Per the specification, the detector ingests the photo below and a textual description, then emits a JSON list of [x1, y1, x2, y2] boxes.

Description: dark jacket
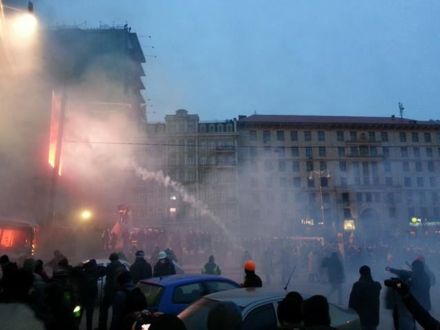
[[243, 271, 263, 288], [130, 258, 152, 283], [321, 254, 345, 285], [153, 259, 176, 277], [389, 265, 431, 311], [348, 275, 382, 326], [104, 260, 125, 298]]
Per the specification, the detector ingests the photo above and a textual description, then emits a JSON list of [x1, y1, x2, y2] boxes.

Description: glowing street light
[[80, 209, 93, 222], [10, 12, 37, 40]]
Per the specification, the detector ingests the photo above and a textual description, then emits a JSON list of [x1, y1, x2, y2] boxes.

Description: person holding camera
[[386, 259, 431, 312], [387, 277, 440, 330], [385, 259, 431, 330]]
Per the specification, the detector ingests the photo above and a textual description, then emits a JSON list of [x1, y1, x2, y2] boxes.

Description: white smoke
[[131, 162, 241, 248]]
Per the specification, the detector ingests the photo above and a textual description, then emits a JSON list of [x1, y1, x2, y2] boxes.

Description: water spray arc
[[131, 163, 240, 248]]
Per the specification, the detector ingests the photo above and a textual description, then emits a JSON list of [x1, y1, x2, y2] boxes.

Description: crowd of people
[[1, 237, 439, 330]]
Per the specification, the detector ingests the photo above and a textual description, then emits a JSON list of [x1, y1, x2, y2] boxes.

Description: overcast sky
[[35, 0, 440, 122]]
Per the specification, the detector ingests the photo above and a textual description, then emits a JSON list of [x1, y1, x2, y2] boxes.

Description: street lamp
[[308, 170, 331, 225], [10, 11, 37, 41], [79, 209, 93, 222], [1, 1, 37, 41]]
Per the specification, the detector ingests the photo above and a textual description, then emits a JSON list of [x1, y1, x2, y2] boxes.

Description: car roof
[[139, 274, 237, 286], [203, 288, 286, 308]]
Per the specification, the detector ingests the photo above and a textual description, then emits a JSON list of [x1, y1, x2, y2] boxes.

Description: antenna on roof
[[398, 102, 405, 119]]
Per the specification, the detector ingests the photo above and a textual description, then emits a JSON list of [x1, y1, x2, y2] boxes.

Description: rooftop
[[239, 114, 440, 128]]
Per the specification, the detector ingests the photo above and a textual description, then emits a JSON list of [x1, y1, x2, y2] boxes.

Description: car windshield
[[179, 298, 224, 330], [137, 283, 164, 308]]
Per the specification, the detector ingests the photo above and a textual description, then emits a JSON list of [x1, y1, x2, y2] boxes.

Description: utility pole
[[308, 170, 331, 225]]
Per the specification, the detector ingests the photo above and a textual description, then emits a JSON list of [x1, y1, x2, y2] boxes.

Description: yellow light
[[80, 209, 93, 221], [11, 13, 38, 41], [344, 220, 356, 231]]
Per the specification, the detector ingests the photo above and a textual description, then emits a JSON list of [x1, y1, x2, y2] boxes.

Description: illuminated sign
[[301, 218, 314, 226], [344, 219, 356, 231], [409, 216, 440, 227]]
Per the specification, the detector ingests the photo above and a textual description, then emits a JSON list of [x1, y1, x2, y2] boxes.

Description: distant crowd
[[1, 240, 440, 330]]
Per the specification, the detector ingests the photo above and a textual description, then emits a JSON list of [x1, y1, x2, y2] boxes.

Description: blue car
[[137, 274, 240, 315]]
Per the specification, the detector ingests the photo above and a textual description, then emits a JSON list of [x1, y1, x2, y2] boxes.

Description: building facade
[[145, 109, 239, 231], [41, 26, 147, 226], [237, 115, 440, 240], [143, 112, 440, 241]]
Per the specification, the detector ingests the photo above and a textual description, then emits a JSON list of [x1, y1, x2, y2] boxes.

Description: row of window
[[245, 146, 440, 159], [167, 122, 235, 133], [255, 158, 437, 175], [355, 191, 440, 204], [250, 129, 437, 143], [274, 173, 438, 189]]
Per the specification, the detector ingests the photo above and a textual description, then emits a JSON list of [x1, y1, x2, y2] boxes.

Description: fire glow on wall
[[48, 90, 63, 176]]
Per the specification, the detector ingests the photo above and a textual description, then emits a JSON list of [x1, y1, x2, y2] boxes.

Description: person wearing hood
[[110, 271, 147, 330], [349, 265, 382, 330], [153, 251, 176, 277], [130, 250, 152, 283], [387, 258, 431, 311], [202, 255, 221, 275], [98, 252, 125, 330], [241, 260, 262, 288], [302, 295, 337, 330], [321, 252, 345, 305], [277, 291, 303, 329]]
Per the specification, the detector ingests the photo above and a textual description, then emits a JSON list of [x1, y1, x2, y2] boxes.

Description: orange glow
[[48, 90, 62, 175], [0, 229, 15, 247]]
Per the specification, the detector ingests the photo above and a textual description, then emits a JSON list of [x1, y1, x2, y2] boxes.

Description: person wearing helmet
[[153, 251, 176, 277], [242, 260, 262, 288]]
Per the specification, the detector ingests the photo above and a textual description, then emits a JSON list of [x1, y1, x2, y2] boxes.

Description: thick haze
[[35, 0, 440, 122]]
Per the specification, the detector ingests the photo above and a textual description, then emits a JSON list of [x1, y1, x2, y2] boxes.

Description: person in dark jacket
[[110, 271, 147, 330], [34, 260, 50, 283], [349, 265, 382, 330], [0, 254, 18, 293], [153, 251, 176, 277], [387, 258, 431, 311], [302, 295, 337, 330], [79, 259, 103, 330], [277, 291, 303, 329], [321, 252, 345, 305], [130, 250, 152, 283], [202, 255, 221, 275], [98, 253, 125, 330], [241, 260, 262, 288]]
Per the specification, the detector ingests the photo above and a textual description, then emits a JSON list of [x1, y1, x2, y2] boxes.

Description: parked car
[[179, 288, 361, 330], [136, 274, 240, 315]]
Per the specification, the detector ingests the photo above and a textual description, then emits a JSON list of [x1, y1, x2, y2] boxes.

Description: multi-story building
[[237, 115, 440, 240], [144, 111, 440, 241], [145, 109, 239, 231]]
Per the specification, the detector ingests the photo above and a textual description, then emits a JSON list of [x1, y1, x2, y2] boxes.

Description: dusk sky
[[36, 0, 440, 122]]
